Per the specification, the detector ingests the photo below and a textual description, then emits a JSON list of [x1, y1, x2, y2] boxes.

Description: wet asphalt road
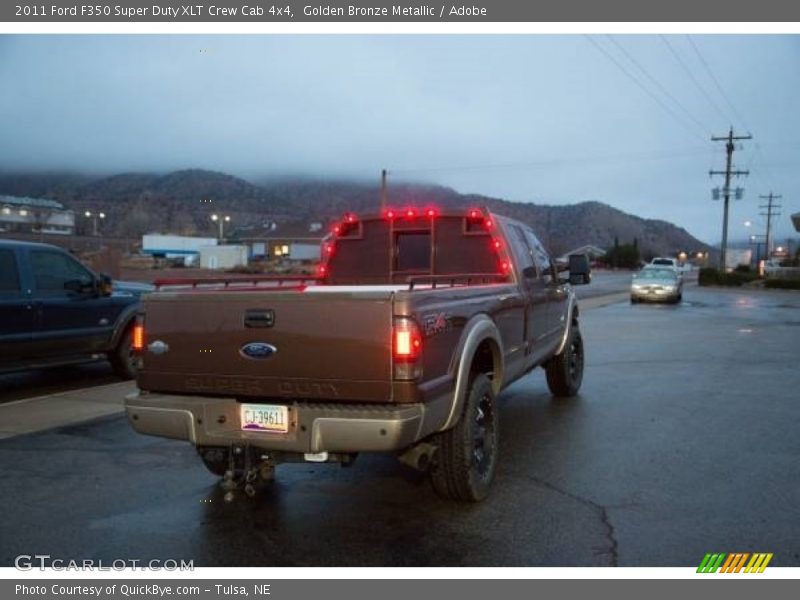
[[1, 283, 798, 567]]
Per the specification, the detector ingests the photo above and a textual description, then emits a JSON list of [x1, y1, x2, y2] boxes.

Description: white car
[[650, 257, 679, 270]]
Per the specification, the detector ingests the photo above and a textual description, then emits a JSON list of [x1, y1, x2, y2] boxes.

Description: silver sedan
[[630, 267, 683, 304]]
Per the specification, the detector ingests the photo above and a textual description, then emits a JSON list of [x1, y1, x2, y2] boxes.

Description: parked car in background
[[0, 240, 153, 378], [631, 266, 683, 304]]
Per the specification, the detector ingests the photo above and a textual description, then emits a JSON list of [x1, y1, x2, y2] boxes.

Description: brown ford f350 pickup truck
[[125, 207, 590, 501]]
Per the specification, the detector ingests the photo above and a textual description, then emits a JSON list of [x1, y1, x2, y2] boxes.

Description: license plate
[[240, 404, 289, 433]]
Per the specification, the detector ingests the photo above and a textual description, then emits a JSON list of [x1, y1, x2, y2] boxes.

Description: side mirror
[[568, 254, 591, 285], [98, 273, 114, 296]]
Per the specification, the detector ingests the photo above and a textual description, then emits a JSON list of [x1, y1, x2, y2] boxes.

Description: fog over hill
[[0, 169, 711, 258]]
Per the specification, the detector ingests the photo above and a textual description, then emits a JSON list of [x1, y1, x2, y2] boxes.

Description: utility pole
[[710, 127, 751, 270], [379, 169, 388, 211], [758, 192, 782, 259]]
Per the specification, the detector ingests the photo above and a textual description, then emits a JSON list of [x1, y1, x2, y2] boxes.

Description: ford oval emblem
[[240, 342, 277, 360]]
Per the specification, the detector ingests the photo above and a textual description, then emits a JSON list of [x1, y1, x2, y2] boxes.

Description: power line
[[686, 36, 752, 133], [389, 146, 712, 176], [584, 35, 709, 145], [606, 35, 709, 135], [659, 35, 734, 126]]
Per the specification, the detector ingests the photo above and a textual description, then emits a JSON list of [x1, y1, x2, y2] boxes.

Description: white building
[[0, 195, 75, 235], [199, 245, 248, 270]]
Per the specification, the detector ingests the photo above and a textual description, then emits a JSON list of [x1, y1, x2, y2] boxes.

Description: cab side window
[[509, 225, 538, 281], [30, 250, 93, 296], [524, 230, 554, 280], [0, 249, 21, 298]]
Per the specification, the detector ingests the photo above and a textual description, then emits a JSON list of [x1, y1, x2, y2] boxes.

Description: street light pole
[[210, 214, 231, 241], [84, 210, 105, 236]]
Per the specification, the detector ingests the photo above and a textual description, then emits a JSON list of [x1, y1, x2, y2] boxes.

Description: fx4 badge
[[422, 312, 452, 337]]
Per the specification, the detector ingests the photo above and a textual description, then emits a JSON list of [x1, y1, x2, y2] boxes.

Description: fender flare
[[108, 304, 139, 350], [553, 293, 579, 357], [440, 314, 504, 431]]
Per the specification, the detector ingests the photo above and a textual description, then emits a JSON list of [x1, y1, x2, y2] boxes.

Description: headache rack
[[406, 273, 510, 291], [153, 274, 322, 291]]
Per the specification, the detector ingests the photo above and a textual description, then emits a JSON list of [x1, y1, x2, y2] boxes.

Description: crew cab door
[[505, 224, 554, 365], [523, 228, 569, 348], [0, 248, 36, 363], [28, 248, 120, 357]]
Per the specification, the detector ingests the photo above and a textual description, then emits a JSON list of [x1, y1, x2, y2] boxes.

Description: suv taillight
[[393, 317, 422, 380]]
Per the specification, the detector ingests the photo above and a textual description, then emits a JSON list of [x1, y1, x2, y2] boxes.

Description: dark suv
[[0, 240, 150, 378]]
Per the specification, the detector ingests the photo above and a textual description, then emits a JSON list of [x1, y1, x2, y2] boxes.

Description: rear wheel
[[108, 327, 137, 380], [430, 373, 499, 502], [545, 327, 584, 397]]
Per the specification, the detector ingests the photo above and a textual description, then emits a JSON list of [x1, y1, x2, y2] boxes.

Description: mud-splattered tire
[[545, 327, 584, 397], [108, 327, 137, 380], [430, 373, 499, 502]]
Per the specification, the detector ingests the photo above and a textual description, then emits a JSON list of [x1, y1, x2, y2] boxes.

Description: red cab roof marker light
[[406, 209, 417, 218], [426, 208, 437, 218], [468, 209, 481, 219], [385, 209, 395, 219]]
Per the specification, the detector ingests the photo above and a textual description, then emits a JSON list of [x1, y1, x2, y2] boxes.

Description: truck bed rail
[[406, 273, 510, 291], [153, 274, 322, 291]]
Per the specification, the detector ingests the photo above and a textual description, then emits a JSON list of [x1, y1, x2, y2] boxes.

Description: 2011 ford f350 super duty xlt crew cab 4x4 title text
[[124, 207, 590, 502]]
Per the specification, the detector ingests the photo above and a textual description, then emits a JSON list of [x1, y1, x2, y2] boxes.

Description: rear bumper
[[125, 391, 450, 454]]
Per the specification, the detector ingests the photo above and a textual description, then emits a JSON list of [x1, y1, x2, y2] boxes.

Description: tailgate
[[137, 290, 394, 402]]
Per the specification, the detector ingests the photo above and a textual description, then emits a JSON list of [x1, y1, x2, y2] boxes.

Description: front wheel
[[545, 327, 584, 397], [430, 373, 499, 502], [108, 327, 137, 380]]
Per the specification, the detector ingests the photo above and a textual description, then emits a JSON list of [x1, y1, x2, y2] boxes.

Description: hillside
[[0, 170, 710, 257]]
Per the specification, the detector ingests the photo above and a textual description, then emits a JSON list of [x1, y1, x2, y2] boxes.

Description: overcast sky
[[0, 34, 798, 244]]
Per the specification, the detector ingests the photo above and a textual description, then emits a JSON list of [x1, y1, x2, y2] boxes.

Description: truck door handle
[[244, 309, 275, 328]]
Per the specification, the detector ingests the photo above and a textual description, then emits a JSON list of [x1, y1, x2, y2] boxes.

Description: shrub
[[699, 267, 758, 287], [764, 279, 800, 290], [699, 267, 720, 286]]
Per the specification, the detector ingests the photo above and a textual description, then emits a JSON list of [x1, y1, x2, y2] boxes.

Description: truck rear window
[[396, 232, 431, 271]]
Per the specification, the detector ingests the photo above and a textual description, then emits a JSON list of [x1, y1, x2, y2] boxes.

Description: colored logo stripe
[[744, 553, 773, 573], [697, 553, 773, 573]]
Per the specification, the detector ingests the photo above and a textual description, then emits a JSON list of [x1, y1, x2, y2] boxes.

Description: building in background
[[236, 221, 325, 262], [199, 245, 248, 270], [0, 195, 75, 235]]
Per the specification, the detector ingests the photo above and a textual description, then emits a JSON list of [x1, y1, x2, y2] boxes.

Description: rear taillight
[[393, 317, 423, 380], [132, 316, 145, 352], [393, 318, 422, 361]]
